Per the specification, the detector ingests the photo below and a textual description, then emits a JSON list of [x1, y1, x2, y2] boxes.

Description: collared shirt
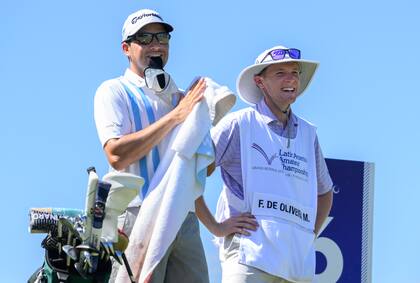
[[94, 68, 173, 149], [94, 68, 175, 205], [211, 99, 333, 200], [124, 67, 146, 87]]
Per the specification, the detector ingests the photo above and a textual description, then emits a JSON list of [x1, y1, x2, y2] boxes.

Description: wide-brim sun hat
[[236, 45, 319, 105], [122, 9, 173, 42]]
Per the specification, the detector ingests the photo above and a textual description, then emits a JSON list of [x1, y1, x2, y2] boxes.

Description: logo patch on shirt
[[252, 143, 277, 165], [251, 142, 309, 181]]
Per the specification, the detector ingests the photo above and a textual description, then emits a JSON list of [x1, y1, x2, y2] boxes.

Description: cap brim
[[159, 22, 173, 32], [136, 21, 174, 33], [236, 59, 319, 105]]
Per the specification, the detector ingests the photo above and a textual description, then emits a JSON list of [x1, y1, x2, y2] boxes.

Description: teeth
[[282, 87, 295, 92]]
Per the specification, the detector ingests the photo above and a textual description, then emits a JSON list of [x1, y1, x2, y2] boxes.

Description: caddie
[[207, 45, 334, 283]]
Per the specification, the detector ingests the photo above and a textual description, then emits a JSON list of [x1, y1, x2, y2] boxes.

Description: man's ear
[[254, 75, 264, 89], [122, 42, 130, 55]]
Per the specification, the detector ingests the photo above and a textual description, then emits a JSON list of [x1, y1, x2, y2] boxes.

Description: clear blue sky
[[1, 0, 419, 282]]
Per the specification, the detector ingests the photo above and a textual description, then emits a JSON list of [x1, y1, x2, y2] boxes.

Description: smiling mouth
[[147, 53, 163, 59], [281, 87, 296, 92]]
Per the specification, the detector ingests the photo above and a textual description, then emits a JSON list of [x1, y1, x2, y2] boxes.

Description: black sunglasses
[[127, 32, 171, 45]]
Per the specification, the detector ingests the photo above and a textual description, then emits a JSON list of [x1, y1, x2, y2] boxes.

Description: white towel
[[115, 77, 236, 283]]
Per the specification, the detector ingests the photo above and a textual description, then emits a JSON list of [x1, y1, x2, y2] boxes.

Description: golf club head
[[75, 244, 96, 252], [83, 251, 94, 268], [62, 245, 79, 261], [74, 261, 89, 279]]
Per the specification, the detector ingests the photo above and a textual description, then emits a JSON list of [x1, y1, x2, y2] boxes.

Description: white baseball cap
[[237, 45, 319, 105], [121, 9, 173, 42]]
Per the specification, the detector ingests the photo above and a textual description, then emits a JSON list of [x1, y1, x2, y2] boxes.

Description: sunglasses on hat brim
[[260, 48, 301, 63]]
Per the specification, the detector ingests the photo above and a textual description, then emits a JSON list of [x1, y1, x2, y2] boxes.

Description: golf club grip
[[90, 180, 111, 249], [84, 167, 99, 240]]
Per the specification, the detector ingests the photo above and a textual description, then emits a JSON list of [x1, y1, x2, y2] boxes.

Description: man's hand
[[172, 77, 206, 124], [195, 197, 259, 238], [212, 212, 259, 237], [103, 78, 206, 170]]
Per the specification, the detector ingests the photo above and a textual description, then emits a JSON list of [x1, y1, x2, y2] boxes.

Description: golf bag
[[28, 217, 112, 283], [27, 168, 142, 283], [28, 247, 111, 283]]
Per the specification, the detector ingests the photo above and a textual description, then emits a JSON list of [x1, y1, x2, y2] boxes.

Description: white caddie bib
[[237, 108, 318, 282]]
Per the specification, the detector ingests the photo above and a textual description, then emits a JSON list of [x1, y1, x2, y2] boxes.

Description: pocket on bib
[[257, 219, 315, 282]]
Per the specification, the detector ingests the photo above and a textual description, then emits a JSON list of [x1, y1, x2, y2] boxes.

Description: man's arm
[[195, 196, 258, 237], [314, 189, 333, 236], [104, 78, 206, 170]]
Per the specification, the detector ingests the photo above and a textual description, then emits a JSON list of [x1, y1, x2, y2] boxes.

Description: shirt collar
[[256, 99, 277, 124], [123, 68, 146, 87], [255, 98, 297, 126]]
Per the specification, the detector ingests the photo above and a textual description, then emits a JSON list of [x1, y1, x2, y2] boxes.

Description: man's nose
[[284, 72, 299, 81], [149, 34, 165, 46], [150, 35, 160, 45]]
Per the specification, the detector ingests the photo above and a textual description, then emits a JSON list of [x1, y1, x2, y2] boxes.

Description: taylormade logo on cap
[[122, 9, 173, 42], [131, 12, 163, 24]]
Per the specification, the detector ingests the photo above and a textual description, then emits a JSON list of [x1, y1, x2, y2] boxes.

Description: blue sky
[[1, 0, 419, 282]]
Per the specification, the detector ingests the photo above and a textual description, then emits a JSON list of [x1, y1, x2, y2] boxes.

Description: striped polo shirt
[[94, 68, 175, 206]]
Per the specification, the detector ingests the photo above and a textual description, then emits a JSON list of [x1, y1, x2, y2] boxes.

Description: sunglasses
[[260, 48, 301, 63], [127, 32, 171, 45]]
